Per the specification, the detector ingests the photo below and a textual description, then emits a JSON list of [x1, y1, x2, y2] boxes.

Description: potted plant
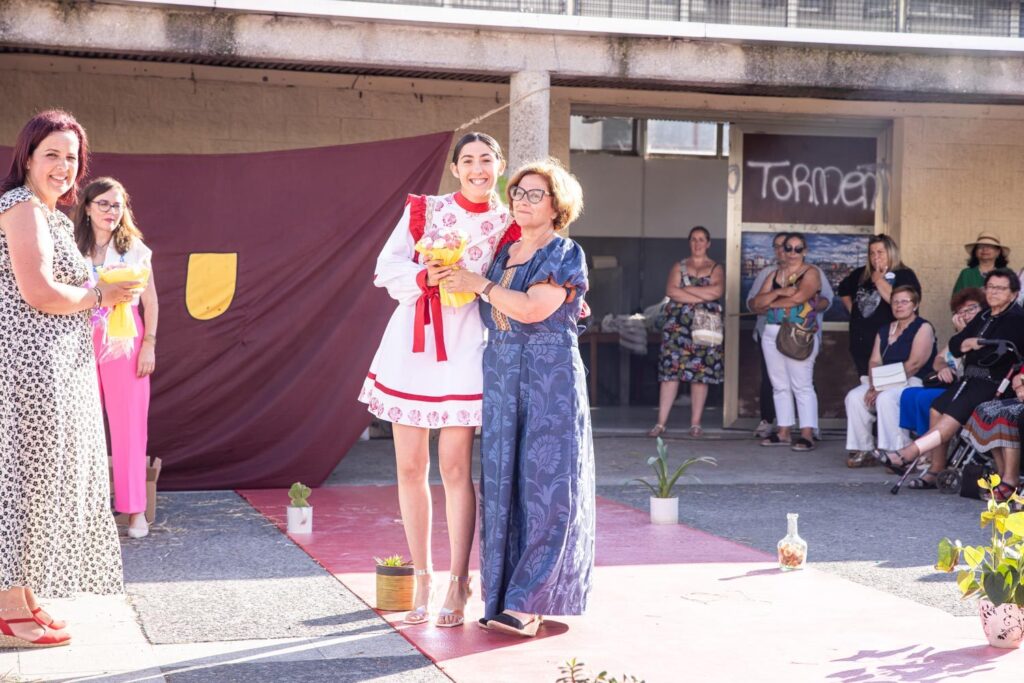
[[935, 474, 1024, 648], [631, 437, 716, 525], [286, 482, 313, 534], [374, 554, 415, 612]]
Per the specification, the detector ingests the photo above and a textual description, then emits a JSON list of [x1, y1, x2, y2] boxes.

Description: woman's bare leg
[[656, 381, 680, 429], [689, 382, 708, 429], [436, 426, 476, 625], [392, 424, 433, 616], [1002, 446, 1021, 484]]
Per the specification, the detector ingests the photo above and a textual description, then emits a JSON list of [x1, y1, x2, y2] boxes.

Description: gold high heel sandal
[[436, 575, 472, 628], [403, 568, 432, 625]]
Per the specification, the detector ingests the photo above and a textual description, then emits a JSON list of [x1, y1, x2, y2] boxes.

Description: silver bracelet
[[91, 286, 103, 309]]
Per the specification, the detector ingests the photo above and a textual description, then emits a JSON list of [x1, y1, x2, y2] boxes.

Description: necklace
[[93, 239, 112, 264]]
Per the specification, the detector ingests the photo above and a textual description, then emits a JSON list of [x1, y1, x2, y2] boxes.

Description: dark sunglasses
[[783, 245, 805, 254]]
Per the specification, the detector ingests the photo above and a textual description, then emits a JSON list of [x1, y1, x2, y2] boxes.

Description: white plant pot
[[287, 505, 313, 534], [649, 496, 679, 525], [979, 598, 1024, 649]]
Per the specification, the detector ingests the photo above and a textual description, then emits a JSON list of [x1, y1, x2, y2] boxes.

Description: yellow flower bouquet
[[97, 264, 150, 360], [414, 227, 473, 308]]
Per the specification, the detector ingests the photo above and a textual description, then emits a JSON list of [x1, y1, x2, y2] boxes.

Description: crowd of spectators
[[748, 230, 1024, 499]]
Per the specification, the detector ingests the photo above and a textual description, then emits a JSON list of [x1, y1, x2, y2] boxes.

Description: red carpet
[[240, 485, 1023, 682]]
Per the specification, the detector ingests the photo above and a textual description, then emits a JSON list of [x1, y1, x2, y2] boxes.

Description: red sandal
[[0, 616, 71, 648], [31, 607, 66, 630]]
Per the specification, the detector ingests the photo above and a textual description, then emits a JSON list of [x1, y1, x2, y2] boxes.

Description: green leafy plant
[[374, 554, 411, 567], [288, 482, 312, 508], [936, 474, 1024, 606], [556, 659, 644, 683], [630, 436, 716, 499]]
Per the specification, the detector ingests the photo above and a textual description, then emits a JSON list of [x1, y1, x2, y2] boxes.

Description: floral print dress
[[658, 262, 724, 384], [0, 187, 123, 598], [478, 236, 595, 618]]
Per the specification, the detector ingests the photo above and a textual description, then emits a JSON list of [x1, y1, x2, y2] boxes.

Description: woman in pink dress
[[359, 132, 516, 627], [74, 177, 158, 540]]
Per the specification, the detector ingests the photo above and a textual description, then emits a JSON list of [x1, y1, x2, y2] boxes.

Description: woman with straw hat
[[953, 232, 1009, 294]]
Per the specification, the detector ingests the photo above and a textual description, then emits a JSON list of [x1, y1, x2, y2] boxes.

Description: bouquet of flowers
[[414, 227, 474, 308], [97, 263, 151, 360]]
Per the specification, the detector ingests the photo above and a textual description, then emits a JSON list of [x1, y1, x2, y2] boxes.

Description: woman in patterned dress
[[0, 111, 135, 648], [445, 158, 593, 638], [650, 226, 724, 439], [359, 133, 515, 627]]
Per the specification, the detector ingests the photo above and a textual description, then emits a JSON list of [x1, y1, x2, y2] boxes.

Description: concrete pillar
[[508, 70, 551, 174]]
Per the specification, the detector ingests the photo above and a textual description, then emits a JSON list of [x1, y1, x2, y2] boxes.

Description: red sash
[[406, 195, 446, 362]]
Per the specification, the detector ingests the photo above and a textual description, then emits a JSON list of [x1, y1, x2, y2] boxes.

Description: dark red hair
[[0, 109, 89, 206]]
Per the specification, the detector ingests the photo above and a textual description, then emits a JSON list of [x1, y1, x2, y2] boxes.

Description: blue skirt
[[899, 387, 945, 436]]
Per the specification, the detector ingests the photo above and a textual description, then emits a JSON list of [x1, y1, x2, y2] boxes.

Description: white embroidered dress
[[359, 192, 510, 428]]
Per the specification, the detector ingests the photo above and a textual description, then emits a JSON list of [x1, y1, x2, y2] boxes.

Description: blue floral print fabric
[[477, 236, 596, 618]]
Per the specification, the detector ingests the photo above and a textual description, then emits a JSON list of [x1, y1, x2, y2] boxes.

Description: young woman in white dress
[[359, 133, 515, 627]]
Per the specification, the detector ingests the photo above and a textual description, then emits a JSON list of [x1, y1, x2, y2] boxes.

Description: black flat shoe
[[872, 449, 907, 475], [487, 612, 543, 638]]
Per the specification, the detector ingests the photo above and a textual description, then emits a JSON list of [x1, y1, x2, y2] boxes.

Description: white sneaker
[[754, 420, 774, 439], [127, 515, 149, 539]]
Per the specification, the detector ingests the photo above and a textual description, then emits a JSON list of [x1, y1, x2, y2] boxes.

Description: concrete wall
[[897, 116, 1024, 342], [0, 55, 571, 196]]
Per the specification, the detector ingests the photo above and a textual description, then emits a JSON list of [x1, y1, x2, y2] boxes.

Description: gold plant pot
[[375, 565, 414, 611]]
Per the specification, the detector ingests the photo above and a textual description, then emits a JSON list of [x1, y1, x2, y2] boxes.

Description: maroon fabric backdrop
[[1, 132, 453, 489]]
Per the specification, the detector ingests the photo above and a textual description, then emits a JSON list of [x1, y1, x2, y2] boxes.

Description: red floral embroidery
[[442, 213, 456, 227], [480, 220, 494, 235], [427, 411, 440, 427], [457, 410, 470, 425], [467, 246, 483, 261], [388, 406, 403, 422], [408, 410, 422, 425]]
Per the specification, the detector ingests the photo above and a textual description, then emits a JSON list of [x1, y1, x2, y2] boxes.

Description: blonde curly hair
[[506, 158, 583, 231]]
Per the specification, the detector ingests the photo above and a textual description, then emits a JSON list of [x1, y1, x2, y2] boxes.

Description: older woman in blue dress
[[444, 158, 593, 638]]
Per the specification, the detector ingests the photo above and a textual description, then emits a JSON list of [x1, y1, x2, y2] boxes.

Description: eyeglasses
[[509, 185, 551, 205], [783, 245, 805, 254], [892, 299, 915, 306], [91, 200, 124, 214], [985, 284, 1011, 292], [958, 304, 982, 315]]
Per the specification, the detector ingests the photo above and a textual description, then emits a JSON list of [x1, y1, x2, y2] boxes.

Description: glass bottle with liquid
[[777, 513, 807, 571]]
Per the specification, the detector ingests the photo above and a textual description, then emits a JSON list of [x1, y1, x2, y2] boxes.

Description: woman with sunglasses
[[837, 235, 920, 378], [444, 158, 592, 638], [751, 233, 822, 451], [650, 225, 723, 439], [73, 177, 157, 540]]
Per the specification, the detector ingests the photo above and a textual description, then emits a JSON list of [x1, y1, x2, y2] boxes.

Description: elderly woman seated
[[845, 286, 936, 468], [897, 288, 986, 442], [960, 372, 1024, 501], [875, 269, 1024, 489]]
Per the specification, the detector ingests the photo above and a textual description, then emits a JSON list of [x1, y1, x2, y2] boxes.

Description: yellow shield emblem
[[186, 253, 237, 320]]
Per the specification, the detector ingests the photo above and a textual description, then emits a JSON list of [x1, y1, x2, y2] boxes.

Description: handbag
[[776, 319, 816, 360], [871, 363, 908, 391], [691, 307, 723, 346]]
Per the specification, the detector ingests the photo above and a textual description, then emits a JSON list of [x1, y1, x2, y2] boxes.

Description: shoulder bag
[[774, 268, 817, 361]]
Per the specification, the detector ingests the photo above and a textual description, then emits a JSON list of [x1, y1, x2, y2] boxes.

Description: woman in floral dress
[[445, 158, 593, 638], [650, 226, 724, 439], [359, 132, 516, 628], [1, 111, 136, 648]]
